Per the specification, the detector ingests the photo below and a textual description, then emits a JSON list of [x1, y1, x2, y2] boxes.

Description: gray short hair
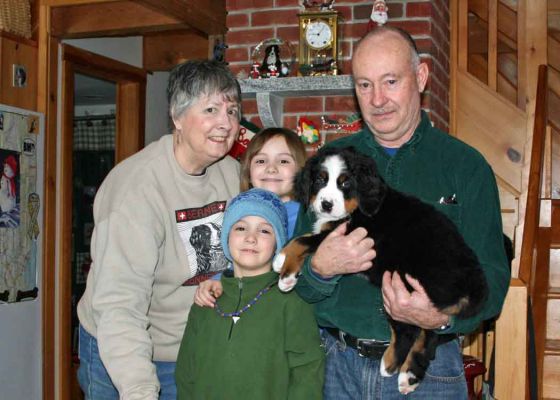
[[167, 60, 241, 121], [356, 26, 420, 70]]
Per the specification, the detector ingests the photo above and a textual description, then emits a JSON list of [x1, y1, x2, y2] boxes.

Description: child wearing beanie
[[175, 188, 324, 399]]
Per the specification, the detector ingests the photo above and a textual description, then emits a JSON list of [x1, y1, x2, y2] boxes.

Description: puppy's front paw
[[278, 273, 298, 292], [380, 357, 396, 377], [272, 252, 286, 273], [397, 371, 419, 395]]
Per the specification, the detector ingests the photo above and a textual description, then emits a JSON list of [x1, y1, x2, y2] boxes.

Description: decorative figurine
[[302, 0, 335, 11], [367, 0, 389, 31], [297, 117, 320, 144], [268, 64, 279, 78], [211, 37, 228, 62], [260, 44, 286, 78], [249, 62, 261, 79]]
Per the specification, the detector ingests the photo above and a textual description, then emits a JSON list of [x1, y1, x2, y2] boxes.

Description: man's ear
[[416, 62, 429, 93]]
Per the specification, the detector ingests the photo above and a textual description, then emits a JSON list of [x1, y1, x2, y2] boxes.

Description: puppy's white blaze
[[278, 273, 298, 292], [398, 371, 419, 395], [272, 252, 286, 273], [379, 357, 394, 377], [312, 155, 349, 222]]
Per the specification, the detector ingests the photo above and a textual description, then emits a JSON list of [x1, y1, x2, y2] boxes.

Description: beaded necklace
[[215, 281, 277, 324]]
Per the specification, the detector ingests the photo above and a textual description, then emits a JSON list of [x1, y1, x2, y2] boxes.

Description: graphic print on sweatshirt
[[176, 201, 228, 285]]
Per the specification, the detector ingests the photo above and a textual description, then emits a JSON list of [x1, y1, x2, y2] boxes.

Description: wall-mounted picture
[[13, 64, 27, 88], [0, 149, 20, 227]]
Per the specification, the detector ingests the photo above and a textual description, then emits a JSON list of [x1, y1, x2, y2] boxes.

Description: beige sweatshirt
[[77, 134, 240, 399]]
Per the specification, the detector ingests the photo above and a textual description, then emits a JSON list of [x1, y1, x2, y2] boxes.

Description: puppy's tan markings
[[398, 330, 426, 394], [380, 326, 398, 376], [344, 198, 359, 214], [440, 297, 470, 316], [277, 237, 311, 278]]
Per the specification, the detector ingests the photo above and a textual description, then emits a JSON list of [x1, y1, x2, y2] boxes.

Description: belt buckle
[[356, 338, 389, 358]]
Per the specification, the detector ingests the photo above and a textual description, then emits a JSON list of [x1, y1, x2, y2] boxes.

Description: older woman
[[77, 60, 242, 399]]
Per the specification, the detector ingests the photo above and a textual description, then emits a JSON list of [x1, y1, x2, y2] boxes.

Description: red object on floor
[[463, 355, 487, 400]]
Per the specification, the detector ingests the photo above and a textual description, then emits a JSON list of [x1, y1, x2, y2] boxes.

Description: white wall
[[146, 71, 171, 142], [64, 37, 169, 144]]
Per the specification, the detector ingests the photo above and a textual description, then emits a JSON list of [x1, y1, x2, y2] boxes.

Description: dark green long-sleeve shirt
[[295, 112, 510, 340], [176, 271, 325, 399]]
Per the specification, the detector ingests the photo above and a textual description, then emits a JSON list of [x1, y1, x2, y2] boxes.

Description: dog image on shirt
[[272, 146, 488, 394], [189, 222, 228, 275]]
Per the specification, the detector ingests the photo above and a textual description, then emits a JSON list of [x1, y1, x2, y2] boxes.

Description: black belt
[[325, 327, 389, 359], [325, 327, 458, 360]]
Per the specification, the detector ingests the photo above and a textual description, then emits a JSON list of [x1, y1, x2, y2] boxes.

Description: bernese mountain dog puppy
[[272, 146, 488, 394]]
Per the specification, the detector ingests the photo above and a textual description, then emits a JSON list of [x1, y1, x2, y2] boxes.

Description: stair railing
[[494, 64, 548, 400]]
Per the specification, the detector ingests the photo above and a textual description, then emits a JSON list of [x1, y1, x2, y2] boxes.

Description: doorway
[[59, 44, 146, 399]]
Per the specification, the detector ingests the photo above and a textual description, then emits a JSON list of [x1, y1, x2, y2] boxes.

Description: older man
[[295, 26, 510, 399]]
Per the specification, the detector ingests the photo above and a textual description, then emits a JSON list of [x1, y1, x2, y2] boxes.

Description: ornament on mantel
[[297, 117, 320, 144], [367, 0, 389, 32], [301, 0, 335, 11]]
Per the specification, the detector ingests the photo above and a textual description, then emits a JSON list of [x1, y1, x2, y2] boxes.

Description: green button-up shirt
[[295, 112, 510, 340]]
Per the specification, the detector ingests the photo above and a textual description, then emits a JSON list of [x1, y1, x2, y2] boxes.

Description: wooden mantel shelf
[[238, 75, 355, 127]]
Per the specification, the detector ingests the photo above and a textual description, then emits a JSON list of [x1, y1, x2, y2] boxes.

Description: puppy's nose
[[321, 200, 333, 213]]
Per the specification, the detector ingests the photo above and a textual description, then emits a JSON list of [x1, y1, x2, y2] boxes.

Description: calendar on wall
[[0, 104, 44, 304]]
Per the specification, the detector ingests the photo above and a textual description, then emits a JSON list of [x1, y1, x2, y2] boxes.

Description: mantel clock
[[297, 10, 339, 76]]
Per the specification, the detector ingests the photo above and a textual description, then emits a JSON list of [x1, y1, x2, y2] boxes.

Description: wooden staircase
[[451, 1, 553, 398], [465, 0, 560, 197], [545, 209, 560, 399]]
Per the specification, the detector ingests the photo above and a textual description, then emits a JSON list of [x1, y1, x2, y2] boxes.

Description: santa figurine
[[0, 155, 17, 213], [367, 0, 389, 31], [249, 62, 261, 79], [268, 64, 279, 78]]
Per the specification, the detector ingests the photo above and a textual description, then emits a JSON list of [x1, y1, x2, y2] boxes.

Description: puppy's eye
[[340, 180, 351, 188]]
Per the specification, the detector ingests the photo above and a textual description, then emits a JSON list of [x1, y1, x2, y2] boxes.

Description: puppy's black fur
[[277, 146, 488, 393]]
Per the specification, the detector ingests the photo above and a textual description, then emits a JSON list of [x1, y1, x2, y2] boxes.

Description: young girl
[[240, 127, 306, 236], [194, 127, 307, 307], [175, 189, 324, 399]]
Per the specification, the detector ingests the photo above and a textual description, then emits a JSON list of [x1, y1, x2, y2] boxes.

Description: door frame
[[58, 43, 146, 400]]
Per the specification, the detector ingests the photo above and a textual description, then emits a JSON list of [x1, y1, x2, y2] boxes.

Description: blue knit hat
[[221, 188, 288, 262]]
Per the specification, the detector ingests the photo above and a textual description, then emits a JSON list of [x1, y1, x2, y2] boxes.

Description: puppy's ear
[[347, 148, 387, 217], [293, 162, 311, 208]]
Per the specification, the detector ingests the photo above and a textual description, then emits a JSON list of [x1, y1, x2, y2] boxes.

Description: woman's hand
[[194, 280, 223, 308]]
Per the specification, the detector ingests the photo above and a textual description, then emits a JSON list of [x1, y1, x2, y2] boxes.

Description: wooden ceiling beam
[[51, 1, 192, 38], [136, 0, 226, 36], [143, 31, 209, 71]]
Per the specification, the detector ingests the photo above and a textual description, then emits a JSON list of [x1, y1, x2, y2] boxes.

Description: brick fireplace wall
[[225, 0, 450, 137]]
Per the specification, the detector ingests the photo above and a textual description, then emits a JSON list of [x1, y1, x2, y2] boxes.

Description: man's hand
[[194, 280, 223, 308], [310, 223, 376, 278], [382, 271, 449, 330]]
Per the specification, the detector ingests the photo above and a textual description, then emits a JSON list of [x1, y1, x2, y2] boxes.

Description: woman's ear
[[171, 117, 181, 131]]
